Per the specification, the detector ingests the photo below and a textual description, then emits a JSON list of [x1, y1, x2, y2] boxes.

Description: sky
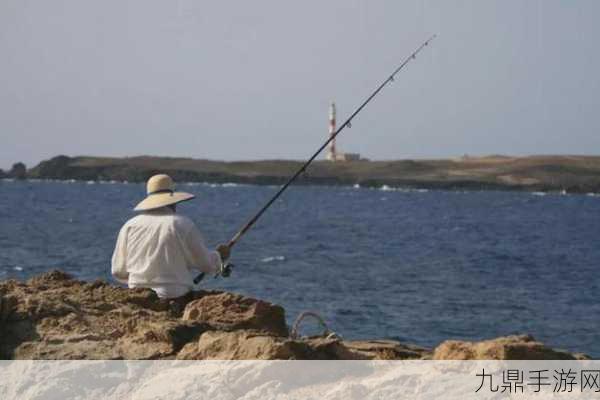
[[1, 1, 599, 169]]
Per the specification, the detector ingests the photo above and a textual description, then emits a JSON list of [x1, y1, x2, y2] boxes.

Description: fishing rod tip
[[424, 34, 437, 46]]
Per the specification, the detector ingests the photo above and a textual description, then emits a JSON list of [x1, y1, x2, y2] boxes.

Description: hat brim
[[134, 192, 195, 211]]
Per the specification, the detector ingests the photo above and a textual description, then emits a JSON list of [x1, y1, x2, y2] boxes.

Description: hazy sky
[[1, 1, 599, 169]]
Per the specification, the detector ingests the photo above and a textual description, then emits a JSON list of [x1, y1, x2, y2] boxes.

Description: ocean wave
[[182, 181, 247, 188], [532, 192, 546, 196], [208, 182, 244, 188], [261, 255, 286, 263], [379, 185, 429, 193]]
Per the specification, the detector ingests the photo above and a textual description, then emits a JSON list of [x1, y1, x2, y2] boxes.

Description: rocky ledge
[[0, 271, 590, 360]]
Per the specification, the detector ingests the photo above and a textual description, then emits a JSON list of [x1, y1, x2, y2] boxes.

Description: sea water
[[1, 179, 599, 356]]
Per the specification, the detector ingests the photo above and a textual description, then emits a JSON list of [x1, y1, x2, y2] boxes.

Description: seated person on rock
[[111, 174, 230, 299]]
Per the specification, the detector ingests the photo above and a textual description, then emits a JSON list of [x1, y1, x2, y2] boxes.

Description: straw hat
[[134, 174, 195, 211]]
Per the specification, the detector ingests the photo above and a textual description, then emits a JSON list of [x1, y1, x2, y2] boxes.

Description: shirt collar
[[143, 207, 175, 216]]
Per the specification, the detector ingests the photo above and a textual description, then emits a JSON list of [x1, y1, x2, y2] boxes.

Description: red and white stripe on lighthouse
[[327, 102, 337, 161]]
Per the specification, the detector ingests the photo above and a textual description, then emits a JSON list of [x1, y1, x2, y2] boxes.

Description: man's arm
[[111, 226, 129, 284], [185, 224, 223, 275]]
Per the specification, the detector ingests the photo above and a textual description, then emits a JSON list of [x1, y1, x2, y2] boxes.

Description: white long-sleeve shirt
[[111, 208, 222, 298]]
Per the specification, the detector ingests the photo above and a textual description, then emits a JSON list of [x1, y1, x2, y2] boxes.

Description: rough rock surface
[[433, 334, 590, 360], [343, 340, 430, 360], [176, 331, 362, 360], [0, 271, 589, 360], [182, 292, 288, 336]]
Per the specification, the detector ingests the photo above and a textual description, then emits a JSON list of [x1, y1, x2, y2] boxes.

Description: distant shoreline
[[7, 178, 600, 200], [3, 177, 593, 197], [6, 154, 600, 194]]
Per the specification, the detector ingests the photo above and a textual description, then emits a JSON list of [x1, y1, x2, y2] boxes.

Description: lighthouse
[[326, 102, 337, 161], [326, 101, 362, 162]]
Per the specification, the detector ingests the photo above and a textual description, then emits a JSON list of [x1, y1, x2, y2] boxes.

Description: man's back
[[111, 207, 220, 298]]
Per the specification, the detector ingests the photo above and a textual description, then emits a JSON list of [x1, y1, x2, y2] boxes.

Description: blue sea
[[1, 179, 599, 356]]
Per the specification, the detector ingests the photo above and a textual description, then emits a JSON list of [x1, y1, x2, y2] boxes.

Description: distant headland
[[4, 154, 600, 193]]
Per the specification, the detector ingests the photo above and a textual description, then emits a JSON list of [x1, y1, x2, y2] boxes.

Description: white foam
[[13, 266, 23, 271], [352, 183, 361, 189], [379, 185, 429, 193], [261, 255, 286, 263], [532, 192, 546, 196], [207, 182, 244, 188]]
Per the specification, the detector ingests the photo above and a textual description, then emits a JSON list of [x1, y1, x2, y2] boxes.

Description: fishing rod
[[194, 35, 436, 284]]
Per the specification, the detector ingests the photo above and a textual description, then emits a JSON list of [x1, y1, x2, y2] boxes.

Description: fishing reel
[[220, 262, 234, 277], [192, 261, 234, 284]]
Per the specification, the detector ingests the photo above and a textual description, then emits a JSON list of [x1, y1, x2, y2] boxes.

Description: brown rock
[[0, 270, 255, 359], [177, 330, 365, 360], [177, 330, 298, 360], [343, 340, 431, 360], [182, 292, 288, 337], [433, 335, 589, 360], [303, 337, 367, 360], [0, 271, 588, 360]]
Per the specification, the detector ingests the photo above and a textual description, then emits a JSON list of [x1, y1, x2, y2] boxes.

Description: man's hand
[[216, 244, 231, 261]]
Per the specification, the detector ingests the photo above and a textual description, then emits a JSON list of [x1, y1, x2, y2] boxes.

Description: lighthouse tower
[[326, 102, 337, 161], [325, 101, 362, 162]]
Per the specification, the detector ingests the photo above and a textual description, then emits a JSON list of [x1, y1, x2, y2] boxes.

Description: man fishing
[[111, 174, 231, 298], [111, 36, 435, 298]]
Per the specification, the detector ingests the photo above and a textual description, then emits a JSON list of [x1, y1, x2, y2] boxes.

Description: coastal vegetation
[[12, 154, 600, 193]]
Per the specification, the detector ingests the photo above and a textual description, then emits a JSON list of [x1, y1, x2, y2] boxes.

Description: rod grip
[[193, 272, 205, 285]]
